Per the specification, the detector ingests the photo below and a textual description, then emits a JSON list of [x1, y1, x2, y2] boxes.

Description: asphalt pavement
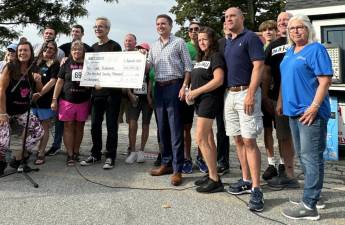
[[1, 117, 345, 225]]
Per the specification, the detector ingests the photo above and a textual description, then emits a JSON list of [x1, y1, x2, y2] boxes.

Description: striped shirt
[[148, 34, 192, 82]]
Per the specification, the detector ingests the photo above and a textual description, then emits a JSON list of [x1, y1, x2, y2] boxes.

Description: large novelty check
[[80, 51, 146, 88]]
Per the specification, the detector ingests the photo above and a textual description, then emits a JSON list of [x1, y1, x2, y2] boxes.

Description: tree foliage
[[170, 0, 286, 39], [0, 0, 117, 46]]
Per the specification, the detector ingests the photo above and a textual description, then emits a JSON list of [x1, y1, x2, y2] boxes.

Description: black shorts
[[182, 101, 194, 124], [127, 95, 153, 125], [195, 94, 218, 119], [262, 106, 275, 128]]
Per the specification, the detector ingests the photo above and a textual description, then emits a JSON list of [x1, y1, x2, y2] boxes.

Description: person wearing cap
[[0, 43, 17, 73], [125, 42, 154, 164]]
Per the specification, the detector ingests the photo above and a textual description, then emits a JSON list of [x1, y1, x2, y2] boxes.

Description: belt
[[156, 79, 180, 87], [227, 85, 249, 92]]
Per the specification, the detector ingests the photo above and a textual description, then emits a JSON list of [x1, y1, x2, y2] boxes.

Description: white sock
[[243, 178, 252, 183], [279, 158, 284, 165], [267, 157, 276, 166]]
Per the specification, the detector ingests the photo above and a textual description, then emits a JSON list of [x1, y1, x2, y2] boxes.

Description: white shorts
[[224, 88, 263, 139]]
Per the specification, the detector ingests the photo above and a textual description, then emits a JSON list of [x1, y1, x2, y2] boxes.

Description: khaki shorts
[[224, 88, 263, 139]]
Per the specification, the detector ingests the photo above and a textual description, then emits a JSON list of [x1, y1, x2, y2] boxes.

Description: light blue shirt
[[280, 42, 333, 119], [148, 34, 192, 82]]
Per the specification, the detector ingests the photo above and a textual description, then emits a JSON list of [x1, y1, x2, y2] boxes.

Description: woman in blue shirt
[[278, 14, 333, 221]]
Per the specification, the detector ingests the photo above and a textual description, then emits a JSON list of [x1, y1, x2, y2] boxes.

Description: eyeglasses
[[45, 46, 56, 51], [189, 27, 199, 32], [289, 26, 306, 32], [93, 25, 107, 29]]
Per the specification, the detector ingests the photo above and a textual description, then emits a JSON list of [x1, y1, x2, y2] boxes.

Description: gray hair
[[96, 16, 111, 28], [287, 14, 317, 46]]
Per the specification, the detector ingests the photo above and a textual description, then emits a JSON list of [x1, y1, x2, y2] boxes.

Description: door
[[322, 25, 345, 83]]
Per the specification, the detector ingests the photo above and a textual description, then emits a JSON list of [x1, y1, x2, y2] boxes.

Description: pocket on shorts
[[242, 114, 263, 137]]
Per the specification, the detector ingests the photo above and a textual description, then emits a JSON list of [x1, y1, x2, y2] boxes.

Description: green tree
[[0, 0, 117, 46], [170, 0, 286, 39]]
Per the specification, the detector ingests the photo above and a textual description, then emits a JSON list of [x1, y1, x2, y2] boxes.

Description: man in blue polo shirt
[[223, 7, 265, 212]]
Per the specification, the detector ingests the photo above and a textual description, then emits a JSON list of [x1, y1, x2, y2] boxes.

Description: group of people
[[0, 6, 333, 221]]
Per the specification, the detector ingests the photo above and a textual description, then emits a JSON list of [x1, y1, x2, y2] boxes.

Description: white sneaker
[[125, 152, 137, 164], [136, 151, 145, 163]]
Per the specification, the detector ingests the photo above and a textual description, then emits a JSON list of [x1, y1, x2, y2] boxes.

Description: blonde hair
[[287, 14, 317, 46]]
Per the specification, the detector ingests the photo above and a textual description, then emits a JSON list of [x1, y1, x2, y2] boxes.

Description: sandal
[[66, 156, 75, 167], [34, 155, 45, 165]]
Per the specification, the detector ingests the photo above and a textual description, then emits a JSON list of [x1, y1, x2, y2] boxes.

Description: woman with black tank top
[[0, 41, 44, 174]]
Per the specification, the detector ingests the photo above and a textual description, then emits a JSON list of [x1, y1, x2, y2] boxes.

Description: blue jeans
[[52, 119, 64, 149], [154, 80, 184, 172], [289, 116, 327, 209]]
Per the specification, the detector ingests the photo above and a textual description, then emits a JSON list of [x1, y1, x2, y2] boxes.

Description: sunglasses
[[189, 27, 200, 32], [8, 49, 16, 53]]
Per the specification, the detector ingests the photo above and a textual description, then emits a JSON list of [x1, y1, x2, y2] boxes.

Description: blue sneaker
[[227, 178, 252, 195], [248, 187, 264, 212], [182, 159, 193, 174], [195, 156, 208, 173]]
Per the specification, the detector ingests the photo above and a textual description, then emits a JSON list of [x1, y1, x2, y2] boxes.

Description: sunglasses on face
[[189, 27, 200, 32]]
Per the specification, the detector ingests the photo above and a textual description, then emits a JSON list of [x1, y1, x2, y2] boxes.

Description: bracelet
[[37, 92, 42, 97], [311, 102, 320, 108], [52, 97, 57, 100], [0, 113, 9, 118], [182, 83, 188, 88]]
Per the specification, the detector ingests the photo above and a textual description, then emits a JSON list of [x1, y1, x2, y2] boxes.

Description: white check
[[80, 51, 146, 88]]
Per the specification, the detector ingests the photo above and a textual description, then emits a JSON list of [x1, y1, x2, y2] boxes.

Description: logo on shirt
[[20, 87, 30, 98], [194, 61, 210, 69], [296, 56, 306, 61], [272, 44, 290, 56]]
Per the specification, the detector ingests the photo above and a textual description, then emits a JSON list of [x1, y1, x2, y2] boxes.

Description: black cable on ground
[[74, 165, 196, 191], [74, 166, 291, 225]]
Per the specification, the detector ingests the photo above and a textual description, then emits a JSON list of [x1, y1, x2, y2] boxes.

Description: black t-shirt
[[59, 42, 93, 57], [58, 58, 91, 103], [32, 60, 60, 108], [6, 76, 31, 115], [91, 39, 122, 97], [191, 52, 225, 97], [264, 37, 289, 100]]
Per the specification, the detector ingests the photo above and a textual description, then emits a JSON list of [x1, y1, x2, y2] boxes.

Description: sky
[[16, 0, 179, 49]]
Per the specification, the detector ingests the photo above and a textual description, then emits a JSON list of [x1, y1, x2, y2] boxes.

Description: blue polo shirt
[[224, 29, 264, 87]]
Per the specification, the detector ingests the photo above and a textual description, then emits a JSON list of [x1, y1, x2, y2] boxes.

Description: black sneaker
[[196, 177, 224, 193], [217, 164, 230, 175], [9, 158, 21, 169], [227, 178, 252, 195], [262, 165, 278, 181], [267, 174, 300, 188], [0, 161, 7, 175], [80, 155, 101, 166], [154, 153, 161, 167], [103, 158, 114, 169], [194, 174, 209, 186], [248, 187, 264, 212], [278, 164, 286, 176], [45, 146, 61, 156]]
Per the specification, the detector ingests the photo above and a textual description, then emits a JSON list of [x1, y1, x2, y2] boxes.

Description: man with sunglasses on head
[[182, 21, 208, 174]]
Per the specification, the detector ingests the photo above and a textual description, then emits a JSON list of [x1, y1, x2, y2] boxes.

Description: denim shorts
[[32, 108, 56, 120], [224, 88, 263, 139]]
